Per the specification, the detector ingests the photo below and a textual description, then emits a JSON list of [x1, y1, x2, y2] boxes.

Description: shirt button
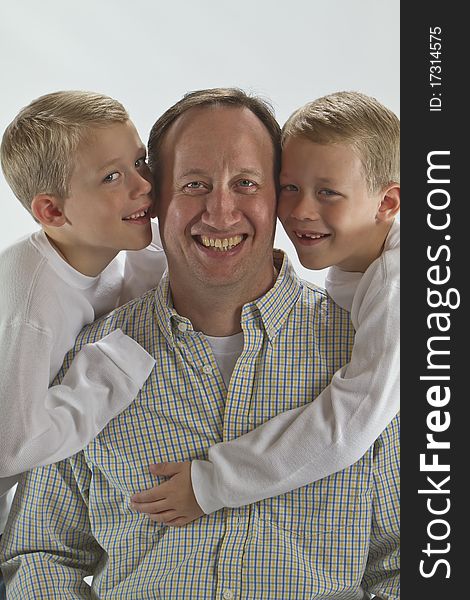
[[222, 591, 234, 600], [202, 364, 213, 375], [177, 323, 188, 333]]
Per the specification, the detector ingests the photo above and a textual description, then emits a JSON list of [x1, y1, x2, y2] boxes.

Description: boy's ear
[[376, 184, 400, 223], [31, 194, 67, 227]]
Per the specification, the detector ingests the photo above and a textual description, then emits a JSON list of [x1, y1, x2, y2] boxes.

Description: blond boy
[[0, 91, 166, 539], [130, 91, 400, 526]]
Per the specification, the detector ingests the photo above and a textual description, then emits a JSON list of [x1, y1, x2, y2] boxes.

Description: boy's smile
[[292, 229, 331, 245], [123, 206, 151, 222], [278, 137, 391, 273]]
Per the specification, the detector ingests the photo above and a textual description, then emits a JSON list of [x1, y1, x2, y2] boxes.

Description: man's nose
[[202, 189, 242, 230], [289, 192, 320, 221]]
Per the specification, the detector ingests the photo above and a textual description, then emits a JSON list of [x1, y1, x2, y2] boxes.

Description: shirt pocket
[[247, 460, 374, 597], [255, 453, 373, 536]]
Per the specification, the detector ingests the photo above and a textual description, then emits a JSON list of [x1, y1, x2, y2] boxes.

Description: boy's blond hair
[[282, 91, 400, 193], [1, 90, 129, 215]]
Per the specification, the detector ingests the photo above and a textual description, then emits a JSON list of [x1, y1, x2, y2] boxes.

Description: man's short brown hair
[[148, 88, 281, 187]]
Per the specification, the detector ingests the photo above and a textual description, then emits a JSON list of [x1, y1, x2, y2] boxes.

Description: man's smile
[[196, 234, 245, 252]]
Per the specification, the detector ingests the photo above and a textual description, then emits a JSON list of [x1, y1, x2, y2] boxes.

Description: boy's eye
[[135, 157, 148, 168], [280, 184, 299, 192], [103, 172, 120, 183], [318, 188, 340, 198]]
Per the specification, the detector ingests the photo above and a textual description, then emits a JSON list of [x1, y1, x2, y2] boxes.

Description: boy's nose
[[290, 192, 320, 221], [131, 169, 152, 198]]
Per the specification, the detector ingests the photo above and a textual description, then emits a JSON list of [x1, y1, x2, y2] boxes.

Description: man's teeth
[[200, 235, 244, 251], [296, 232, 327, 239], [124, 208, 148, 220]]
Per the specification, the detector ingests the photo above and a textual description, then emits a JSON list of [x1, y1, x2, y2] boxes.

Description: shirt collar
[[153, 249, 303, 347], [241, 250, 303, 342], [153, 275, 190, 348]]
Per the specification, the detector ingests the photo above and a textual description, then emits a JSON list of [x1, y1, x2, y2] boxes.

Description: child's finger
[[165, 516, 194, 528], [130, 499, 168, 514], [131, 486, 166, 503], [149, 461, 186, 477], [148, 509, 179, 523]]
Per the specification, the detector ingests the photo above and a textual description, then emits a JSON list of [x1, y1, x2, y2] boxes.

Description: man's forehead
[[161, 105, 274, 171], [166, 106, 270, 149]]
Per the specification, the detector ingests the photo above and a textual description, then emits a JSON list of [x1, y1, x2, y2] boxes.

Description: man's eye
[[185, 181, 205, 189], [239, 179, 255, 187], [280, 184, 299, 192], [103, 172, 120, 183]]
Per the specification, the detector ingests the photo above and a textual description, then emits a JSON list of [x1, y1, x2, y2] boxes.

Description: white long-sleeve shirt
[[191, 220, 400, 514], [0, 223, 166, 532]]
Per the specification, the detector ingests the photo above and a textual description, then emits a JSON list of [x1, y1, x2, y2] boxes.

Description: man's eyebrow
[[179, 168, 264, 179], [238, 168, 263, 178], [179, 168, 208, 178]]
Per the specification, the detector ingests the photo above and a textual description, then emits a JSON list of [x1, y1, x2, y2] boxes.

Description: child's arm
[[193, 258, 399, 514], [132, 250, 399, 523], [0, 325, 155, 478]]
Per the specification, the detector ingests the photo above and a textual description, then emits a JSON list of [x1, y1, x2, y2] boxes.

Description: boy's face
[[63, 120, 153, 256], [278, 137, 386, 272]]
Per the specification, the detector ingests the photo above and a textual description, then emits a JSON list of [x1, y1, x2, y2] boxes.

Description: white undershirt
[[203, 332, 244, 388]]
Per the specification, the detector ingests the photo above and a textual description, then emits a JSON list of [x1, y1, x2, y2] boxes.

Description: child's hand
[[130, 461, 204, 527]]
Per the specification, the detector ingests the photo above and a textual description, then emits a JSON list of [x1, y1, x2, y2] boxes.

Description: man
[[0, 89, 399, 599]]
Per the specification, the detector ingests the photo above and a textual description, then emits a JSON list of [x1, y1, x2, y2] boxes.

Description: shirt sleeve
[[361, 414, 400, 599], [0, 322, 155, 477], [0, 453, 101, 599], [191, 262, 399, 514]]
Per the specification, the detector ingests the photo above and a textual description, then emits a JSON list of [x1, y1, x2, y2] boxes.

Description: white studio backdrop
[[0, 0, 399, 287]]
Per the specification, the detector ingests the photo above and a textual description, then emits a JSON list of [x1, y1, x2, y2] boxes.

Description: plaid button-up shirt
[[1, 251, 399, 599]]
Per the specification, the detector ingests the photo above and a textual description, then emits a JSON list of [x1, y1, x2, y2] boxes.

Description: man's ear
[[31, 194, 67, 227], [376, 184, 400, 223], [149, 191, 159, 219]]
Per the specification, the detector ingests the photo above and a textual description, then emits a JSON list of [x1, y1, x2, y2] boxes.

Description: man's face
[[156, 106, 277, 295]]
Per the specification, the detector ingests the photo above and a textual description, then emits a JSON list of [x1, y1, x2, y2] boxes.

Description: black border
[[401, 3, 464, 596]]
